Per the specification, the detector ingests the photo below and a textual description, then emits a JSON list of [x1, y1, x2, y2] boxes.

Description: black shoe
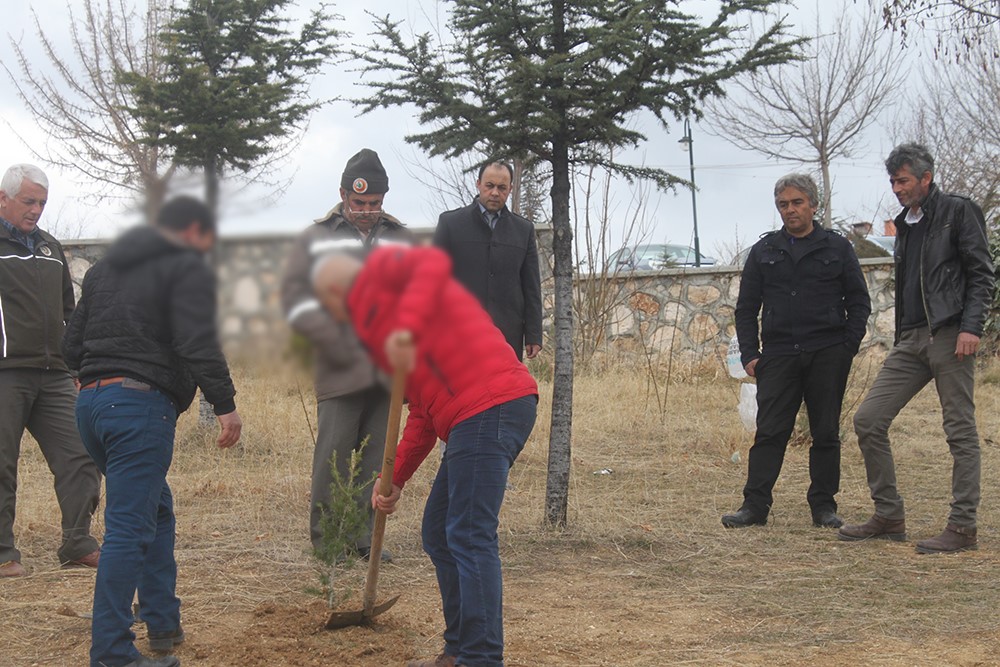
[[812, 510, 844, 529], [721, 508, 767, 528], [357, 546, 394, 563], [148, 625, 185, 652], [123, 655, 181, 667]]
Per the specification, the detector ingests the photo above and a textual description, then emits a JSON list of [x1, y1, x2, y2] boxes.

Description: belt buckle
[[121, 378, 152, 391]]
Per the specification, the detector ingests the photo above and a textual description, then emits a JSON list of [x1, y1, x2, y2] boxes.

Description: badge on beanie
[[353, 178, 368, 194], [40, 245, 52, 256]]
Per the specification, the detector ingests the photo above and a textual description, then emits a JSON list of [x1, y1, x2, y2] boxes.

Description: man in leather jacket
[[723, 173, 871, 530], [839, 143, 995, 553]]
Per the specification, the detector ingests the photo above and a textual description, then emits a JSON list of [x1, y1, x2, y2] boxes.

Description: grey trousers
[[853, 325, 980, 527], [0, 368, 101, 563], [311, 385, 389, 552]]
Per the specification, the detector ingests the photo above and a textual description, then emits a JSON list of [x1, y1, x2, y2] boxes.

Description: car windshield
[[636, 244, 704, 265]]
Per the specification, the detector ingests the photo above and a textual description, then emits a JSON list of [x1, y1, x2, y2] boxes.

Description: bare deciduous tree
[[871, 0, 1000, 56], [3, 0, 177, 221], [571, 156, 654, 366], [901, 36, 1000, 225], [704, 9, 905, 228]]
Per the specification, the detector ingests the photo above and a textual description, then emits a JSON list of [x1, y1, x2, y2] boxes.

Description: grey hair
[[773, 173, 819, 208], [885, 143, 934, 179], [1, 164, 49, 197]]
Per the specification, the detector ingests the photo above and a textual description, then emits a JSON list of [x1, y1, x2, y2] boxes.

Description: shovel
[[325, 363, 407, 629]]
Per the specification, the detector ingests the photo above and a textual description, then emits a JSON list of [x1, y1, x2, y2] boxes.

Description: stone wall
[[583, 258, 895, 366], [60, 232, 895, 362]]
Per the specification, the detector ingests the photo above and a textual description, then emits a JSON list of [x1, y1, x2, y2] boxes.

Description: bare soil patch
[[3, 362, 1000, 666]]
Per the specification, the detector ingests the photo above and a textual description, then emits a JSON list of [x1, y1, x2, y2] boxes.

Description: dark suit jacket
[[433, 199, 543, 360]]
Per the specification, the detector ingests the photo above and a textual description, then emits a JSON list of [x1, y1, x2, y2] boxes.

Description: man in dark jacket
[[839, 144, 995, 553], [64, 196, 242, 667], [434, 161, 543, 361], [281, 149, 412, 562], [0, 163, 101, 578], [723, 173, 871, 530]]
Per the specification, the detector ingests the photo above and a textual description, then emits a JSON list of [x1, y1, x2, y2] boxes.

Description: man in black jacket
[[64, 196, 242, 667], [434, 161, 543, 361], [839, 144, 995, 554], [0, 163, 101, 578], [723, 173, 871, 530]]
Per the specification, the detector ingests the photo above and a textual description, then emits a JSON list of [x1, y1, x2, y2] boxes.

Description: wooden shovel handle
[[362, 360, 408, 619], [377, 364, 407, 497]]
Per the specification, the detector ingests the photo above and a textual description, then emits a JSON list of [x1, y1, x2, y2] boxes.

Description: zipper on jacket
[[426, 355, 456, 396], [33, 249, 54, 367], [918, 217, 934, 344]]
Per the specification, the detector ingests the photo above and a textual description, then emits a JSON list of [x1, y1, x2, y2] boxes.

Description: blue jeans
[[76, 382, 181, 667], [422, 395, 537, 667]]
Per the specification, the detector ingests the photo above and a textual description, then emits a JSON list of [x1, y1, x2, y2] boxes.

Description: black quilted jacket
[[62, 226, 236, 414]]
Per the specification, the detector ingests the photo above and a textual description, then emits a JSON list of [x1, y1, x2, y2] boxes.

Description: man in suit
[[433, 161, 543, 361]]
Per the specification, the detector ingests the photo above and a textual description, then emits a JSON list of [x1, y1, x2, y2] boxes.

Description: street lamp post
[[677, 117, 701, 267]]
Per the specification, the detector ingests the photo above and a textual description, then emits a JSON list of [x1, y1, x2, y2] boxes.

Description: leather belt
[[80, 377, 127, 390]]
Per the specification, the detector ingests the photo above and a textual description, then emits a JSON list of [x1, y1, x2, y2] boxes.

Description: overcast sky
[[0, 0, 914, 260]]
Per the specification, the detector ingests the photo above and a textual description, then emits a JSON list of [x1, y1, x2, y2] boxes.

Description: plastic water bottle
[[726, 334, 747, 379]]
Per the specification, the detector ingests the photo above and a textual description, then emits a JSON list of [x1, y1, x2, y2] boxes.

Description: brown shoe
[[915, 524, 977, 554], [837, 514, 906, 542], [406, 654, 456, 667], [0, 560, 26, 578], [62, 549, 101, 569]]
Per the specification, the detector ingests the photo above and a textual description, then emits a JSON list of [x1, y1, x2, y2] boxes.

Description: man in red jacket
[[313, 246, 538, 667]]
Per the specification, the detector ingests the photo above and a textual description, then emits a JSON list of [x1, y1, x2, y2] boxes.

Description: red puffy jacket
[[348, 246, 539, 487]]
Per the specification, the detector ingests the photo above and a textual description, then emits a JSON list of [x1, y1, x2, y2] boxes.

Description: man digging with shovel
[[313, 245, 538, 667]]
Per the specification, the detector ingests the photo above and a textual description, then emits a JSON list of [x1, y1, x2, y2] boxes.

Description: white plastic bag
[[738, 382, 757, 432], [726, 334, 748, 379]]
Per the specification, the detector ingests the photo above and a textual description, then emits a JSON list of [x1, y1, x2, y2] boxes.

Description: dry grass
[[3, 358, 1000, 666]]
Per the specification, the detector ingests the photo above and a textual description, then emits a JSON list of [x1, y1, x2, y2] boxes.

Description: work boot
[[148, 625, 185, 651], [837, 514, 906, 542], [812, 510, 844, 529], [721, 507, 767, 528], [915, 524, 977, 554], [0, 560, 26, 578], [406, 653, 456, 667], [62, 548, 101, 569], [358, 546, 393, 563], [123, 655, 180, 667]]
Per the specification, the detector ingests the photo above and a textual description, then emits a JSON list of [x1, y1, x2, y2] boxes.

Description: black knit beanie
[[340, 149, 389, 194]]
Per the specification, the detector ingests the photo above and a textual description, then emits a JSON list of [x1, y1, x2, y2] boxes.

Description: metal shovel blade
[[324, 594, 400, 629]]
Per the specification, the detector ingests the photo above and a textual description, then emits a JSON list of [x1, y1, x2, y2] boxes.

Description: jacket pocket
[[812, 251, 842, 279]]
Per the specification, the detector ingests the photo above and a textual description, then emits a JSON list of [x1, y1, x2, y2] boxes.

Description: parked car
[[608, 243, 716, 271]]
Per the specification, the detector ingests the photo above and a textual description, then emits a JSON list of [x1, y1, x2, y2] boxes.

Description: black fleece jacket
[[62, 226, 236, 414]]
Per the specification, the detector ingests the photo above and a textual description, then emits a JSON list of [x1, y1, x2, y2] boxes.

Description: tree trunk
[[544, 0, 573, 529], [545, 137, 574, 528], [820, 157, 833, 229]]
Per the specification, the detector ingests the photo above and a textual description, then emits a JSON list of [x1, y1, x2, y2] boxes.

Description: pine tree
[[353, 0, 801, 527], [121, 0, 339, 211]]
